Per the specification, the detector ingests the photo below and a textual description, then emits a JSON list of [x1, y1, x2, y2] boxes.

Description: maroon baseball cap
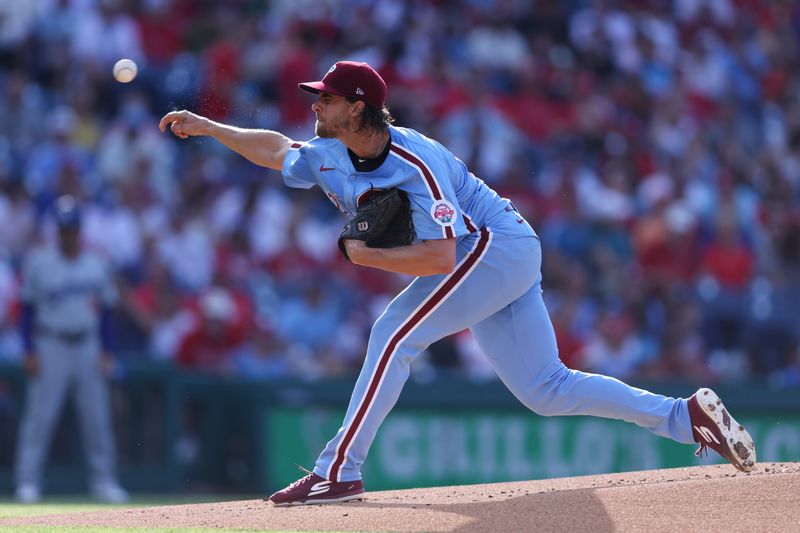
[[298, 61, 387, 108]]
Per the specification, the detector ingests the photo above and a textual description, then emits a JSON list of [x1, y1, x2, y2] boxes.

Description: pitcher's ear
[[349, 100, 365, 117]]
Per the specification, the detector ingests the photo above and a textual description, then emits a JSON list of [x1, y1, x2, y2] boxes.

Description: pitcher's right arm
[[159, 110, 292, 171]]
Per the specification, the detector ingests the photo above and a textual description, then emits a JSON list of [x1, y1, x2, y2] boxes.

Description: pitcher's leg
[[314, 230, 519, 481], [471, 283, 693, 443], [312, 316, 414, 482]]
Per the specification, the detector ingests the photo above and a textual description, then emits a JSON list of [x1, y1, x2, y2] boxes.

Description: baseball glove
[[338, 188, 415, 261]]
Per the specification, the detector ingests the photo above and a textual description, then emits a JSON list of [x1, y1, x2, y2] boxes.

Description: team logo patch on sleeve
[[430, 200, 456, 226]]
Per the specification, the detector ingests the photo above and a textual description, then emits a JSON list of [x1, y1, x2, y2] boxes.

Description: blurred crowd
[[0, 0, 799, 387]]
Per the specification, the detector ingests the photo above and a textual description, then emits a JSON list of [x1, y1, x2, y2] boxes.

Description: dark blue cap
[[53, 195, 81, 228]]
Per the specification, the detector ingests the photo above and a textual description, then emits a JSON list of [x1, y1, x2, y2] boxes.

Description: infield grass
[[0, 494, 245, 519], [0, 497, 334, 532], [0, 525, 329, 533]]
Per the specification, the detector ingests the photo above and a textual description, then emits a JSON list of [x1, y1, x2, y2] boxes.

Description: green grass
[[0, 502, 135, 521], [0, 495, 254, 519], [0, 498, 333, 532], [0, 524, 323, 533]]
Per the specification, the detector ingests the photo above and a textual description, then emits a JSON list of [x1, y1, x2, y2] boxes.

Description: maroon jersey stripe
[[390, 144, 443, 200], [463, 214, 478, 233], [391, 144, 458, 239], [290, 142, 303, 149], [328, 228, 491, 480]]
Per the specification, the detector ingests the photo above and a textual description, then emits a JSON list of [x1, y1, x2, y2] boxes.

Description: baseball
[[112, 58, 138, 83]]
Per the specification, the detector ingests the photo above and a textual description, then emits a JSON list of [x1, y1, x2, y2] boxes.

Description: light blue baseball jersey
[[282, 126, 536, 241]]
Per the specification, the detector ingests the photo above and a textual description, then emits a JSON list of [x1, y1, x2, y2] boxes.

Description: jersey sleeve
[[281, 142, 317, 190], [394, 146, 469, 241]]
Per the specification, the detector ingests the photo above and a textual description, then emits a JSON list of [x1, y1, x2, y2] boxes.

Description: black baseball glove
[[338, 188, 415, 261]]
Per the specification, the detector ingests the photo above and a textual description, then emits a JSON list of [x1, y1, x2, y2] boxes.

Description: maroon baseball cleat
[[688, 388, 756, 472], [267, 467, 365, 506]]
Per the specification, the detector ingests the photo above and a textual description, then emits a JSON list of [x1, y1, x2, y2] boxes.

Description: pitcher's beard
[[315, 117, 348, 138], [315, 122, 333, 138]]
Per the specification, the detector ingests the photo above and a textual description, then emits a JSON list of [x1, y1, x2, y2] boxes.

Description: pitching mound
[[3, 462, 799, 532]]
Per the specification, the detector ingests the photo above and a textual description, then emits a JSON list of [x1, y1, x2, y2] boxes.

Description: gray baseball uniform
[[15, 244, 120, 492]]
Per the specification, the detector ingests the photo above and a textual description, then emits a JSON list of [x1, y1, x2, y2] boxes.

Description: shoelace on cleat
[[280, 464, 319, 492], [295, 464, 314, 475], [283, 474, 313, 491]]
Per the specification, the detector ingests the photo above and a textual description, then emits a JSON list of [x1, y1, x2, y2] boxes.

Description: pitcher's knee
[[523, 364, 575, 416], [527, 396, 566, 417]]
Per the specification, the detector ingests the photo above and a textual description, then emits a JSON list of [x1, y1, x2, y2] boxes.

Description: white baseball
[[113, 58, 138, 83]]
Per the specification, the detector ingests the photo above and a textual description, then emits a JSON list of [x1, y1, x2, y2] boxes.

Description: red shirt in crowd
[[701, 243, 754, 289], [177, 322, 241, 372]]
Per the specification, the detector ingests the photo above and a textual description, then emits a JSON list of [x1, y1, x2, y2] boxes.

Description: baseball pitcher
[[160, 61, 756, 506]]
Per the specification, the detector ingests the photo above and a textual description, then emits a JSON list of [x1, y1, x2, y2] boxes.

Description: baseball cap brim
[[298, 81, 348, 98]]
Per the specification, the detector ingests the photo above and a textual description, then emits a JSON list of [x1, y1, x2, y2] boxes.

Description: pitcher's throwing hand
[[158, 110, 212, 139]]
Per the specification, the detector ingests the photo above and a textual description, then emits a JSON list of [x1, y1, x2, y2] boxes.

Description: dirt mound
[[3, 462, 798, 532]]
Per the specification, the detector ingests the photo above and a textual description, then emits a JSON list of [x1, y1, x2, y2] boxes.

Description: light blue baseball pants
[[315, 229, 693, 482]]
